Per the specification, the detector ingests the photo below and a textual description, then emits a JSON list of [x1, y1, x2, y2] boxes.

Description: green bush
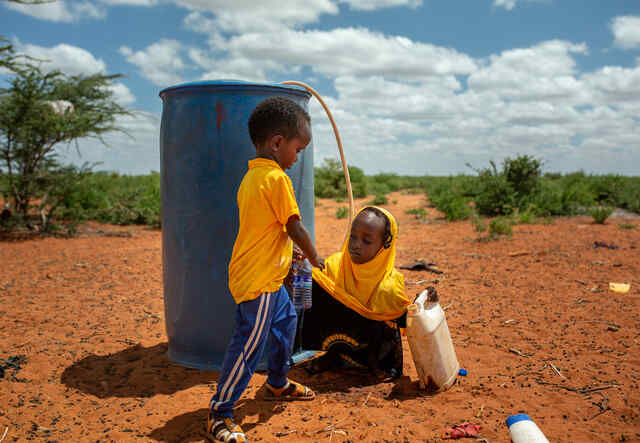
[[471, 214, 487, 232], [439, 197, 473, 221], [502, 155, 542, 203], [488, 216, 513, 237], [335, 207, 348, 219], [314, 158, 367, 199], [57, 171, 161, 228], [368, 194, 388, 205], [618, 223, 636, 230], [589, 206, 614, 224], [406, 207, 427, 220], [474, 172, 515, 216], [516, 204, 537, 224]]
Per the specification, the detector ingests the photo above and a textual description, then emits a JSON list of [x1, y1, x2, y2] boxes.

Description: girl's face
[[348, 212, 386, 264]]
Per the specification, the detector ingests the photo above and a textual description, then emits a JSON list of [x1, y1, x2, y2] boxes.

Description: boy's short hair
[[248, 96, 311, 147]]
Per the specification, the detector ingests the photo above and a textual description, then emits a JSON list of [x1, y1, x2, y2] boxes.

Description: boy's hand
[[308, 254, 325, 270]]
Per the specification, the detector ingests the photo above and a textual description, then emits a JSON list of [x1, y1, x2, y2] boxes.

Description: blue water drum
[[159, 81, 314, 370]]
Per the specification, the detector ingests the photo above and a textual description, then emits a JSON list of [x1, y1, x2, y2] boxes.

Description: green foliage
[[405, 207, 427, 220], [488, 216, 514, 237], [471, 214, 487, 232], [502, 155, 542, 201], [618, 223, 636, 230], [335, 206, 348, 219], [468, 156, 542, 216], [473, 169, 515, 216], [59, 171, 161, 227], [516, 205, 537, 224], [589, 206, 614, 224], [368, 194, 388, 205], [439, 197, 473, 221], [314, 158, 367, 199], [0, 45, 129, 233]]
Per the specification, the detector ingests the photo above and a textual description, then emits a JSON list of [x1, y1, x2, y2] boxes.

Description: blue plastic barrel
[[159, 80, 314, 370]]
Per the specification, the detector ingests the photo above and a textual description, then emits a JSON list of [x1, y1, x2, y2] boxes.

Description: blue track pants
[[209, 285, 297, 417]]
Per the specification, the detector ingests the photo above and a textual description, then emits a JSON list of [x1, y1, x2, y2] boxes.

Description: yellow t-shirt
[[228, 158, 300, 303]]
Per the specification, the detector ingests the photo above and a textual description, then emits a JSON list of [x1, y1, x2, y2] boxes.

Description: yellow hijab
[[311, 206, 410, 321]]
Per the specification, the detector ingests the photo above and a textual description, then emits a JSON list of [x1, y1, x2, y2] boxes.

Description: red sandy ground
[[0, 191, 638, 442]]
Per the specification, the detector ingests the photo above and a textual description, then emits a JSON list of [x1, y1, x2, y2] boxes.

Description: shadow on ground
[[148, 401, 290, 443], [61, 343, 218, 398]]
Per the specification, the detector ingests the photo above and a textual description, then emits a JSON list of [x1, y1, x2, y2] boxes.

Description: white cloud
[[493, 0, 517, 11], [15, 41, 107, 75], [303, 36, 640, 175], [120, 40, 187, 87], [101, 0, 159, 5], [4, 1, 105, 22], [107, 82, 136, 106], [223, 28, 477, 81], [59, 112, 160, 174], [468, 40, 588, 102], [611, 16, 640, 50], [582, 64, 640, 103], [340, 0, 422, 11], [177, 0, 337, 33], [189, 49, 269, 82]]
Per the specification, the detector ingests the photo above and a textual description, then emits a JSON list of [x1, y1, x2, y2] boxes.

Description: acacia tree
[[0, 37, 130, 231]]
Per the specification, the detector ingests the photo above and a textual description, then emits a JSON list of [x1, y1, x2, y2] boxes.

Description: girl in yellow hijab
[[298, 206, 410, 377]]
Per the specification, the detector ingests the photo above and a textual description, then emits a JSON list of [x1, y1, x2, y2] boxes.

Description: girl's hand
[[292, 244, 304, 263]]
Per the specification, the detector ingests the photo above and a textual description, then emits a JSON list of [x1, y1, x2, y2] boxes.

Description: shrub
[[335, 207, 348, 219], [516, 204, 537, 224], [368, 194, 388, 205], [406, 207, 428, 220], [488, 216, 513, 237], [502, 155, 542, 203], [474, 171, 515, 216], [439, 197, 473, 221], [590, 206, 614, 224], [471, 214, 487, 232], [618, 223, 636, 230], [315, 158, 367, 199]]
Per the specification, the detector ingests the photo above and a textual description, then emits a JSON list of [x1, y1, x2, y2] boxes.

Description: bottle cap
[[458, 368, 467, 376], [506, 413, 531, 427]]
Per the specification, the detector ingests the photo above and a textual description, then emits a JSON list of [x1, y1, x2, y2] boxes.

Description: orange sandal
[[264, 380, 315, 401]]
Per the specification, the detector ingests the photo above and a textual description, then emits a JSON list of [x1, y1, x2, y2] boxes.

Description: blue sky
[[2, 0, 640, 175]]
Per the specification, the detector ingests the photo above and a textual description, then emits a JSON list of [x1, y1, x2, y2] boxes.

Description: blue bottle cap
[[506, 413, 531, 427], [458, 368, 467, 376]]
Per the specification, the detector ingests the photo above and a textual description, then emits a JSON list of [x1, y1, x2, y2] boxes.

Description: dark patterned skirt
[[295, 280, 405, 378]]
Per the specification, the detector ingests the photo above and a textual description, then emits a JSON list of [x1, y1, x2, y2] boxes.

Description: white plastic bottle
[[406, 287, 459, 391], [506, 414, 549, 443]]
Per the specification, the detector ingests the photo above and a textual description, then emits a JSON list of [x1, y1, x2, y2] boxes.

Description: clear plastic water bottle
[[300, 259, 313, 310], [291, 261, 305, 311]]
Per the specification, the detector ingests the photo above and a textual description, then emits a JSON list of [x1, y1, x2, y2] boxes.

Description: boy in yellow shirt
[[207, 96, 324, 443]]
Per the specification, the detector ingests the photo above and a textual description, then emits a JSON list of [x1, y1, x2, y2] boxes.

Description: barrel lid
[[506, 413, 531, 427], [159, 79, 311, 98]]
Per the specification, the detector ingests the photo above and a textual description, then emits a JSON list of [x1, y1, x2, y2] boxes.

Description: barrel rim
[[159, 79, 311, 99]]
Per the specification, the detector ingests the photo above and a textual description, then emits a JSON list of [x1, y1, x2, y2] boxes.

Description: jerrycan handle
[[426, 286, 439, 303], [407, 303, 421, 316]]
